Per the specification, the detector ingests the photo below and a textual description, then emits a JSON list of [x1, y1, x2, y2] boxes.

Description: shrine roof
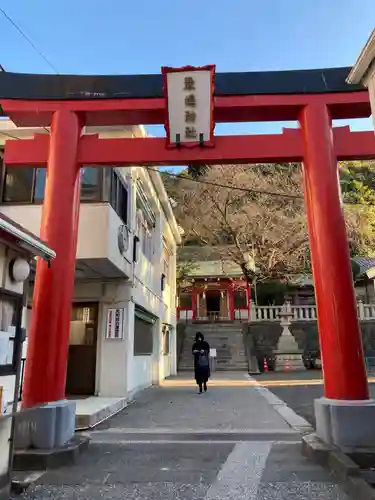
[[187, 260, 243, 278], [0, 67, 363, 100], [352, 256, 375, 278]]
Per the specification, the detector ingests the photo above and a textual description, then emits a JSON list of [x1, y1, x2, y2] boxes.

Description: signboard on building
[[161, 65, 215, 148], [106, 308, 125, 339]]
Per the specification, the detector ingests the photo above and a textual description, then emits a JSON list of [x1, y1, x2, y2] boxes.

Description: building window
[[179, 293, 192, 309], [0, 291, 22, 373], [163, 259, 169, 283], [34, 168, 46, 201], [0, 165, 130, 227], [3, 167, 34, 202], [1, 165, 106, 204], [137, 211, 153, 261], [162, 327, 170, 355], [134, 318, 154, 355], [234, 289, 247, 308], [163, 244, 171, 282], [81, 168, 102, 200], [141, 223, 153, 260], [109, 171, 128, 225]]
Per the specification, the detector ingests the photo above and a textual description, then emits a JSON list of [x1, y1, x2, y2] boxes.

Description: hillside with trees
[[162, 161, 375, 286]]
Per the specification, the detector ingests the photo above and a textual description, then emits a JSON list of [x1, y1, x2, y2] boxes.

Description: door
[[65, 303, 98, 396], [206, 290, 221, 320]]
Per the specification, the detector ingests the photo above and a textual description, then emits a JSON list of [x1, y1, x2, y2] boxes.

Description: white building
[[0, 120, 181, 402], [347, 28, 375, 131], [0, 213, 55, 486]]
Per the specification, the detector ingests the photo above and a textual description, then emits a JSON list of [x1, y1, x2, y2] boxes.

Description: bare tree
[[174, 164, 375, 286]]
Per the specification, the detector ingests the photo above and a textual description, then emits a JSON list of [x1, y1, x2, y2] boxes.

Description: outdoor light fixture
[[161, 273, 166, 292], [9, 257, 31, 283]]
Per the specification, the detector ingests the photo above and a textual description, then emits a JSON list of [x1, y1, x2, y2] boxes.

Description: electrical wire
[[0, 53, 51, 135], [0, 131, 20, 140], [146, 166, 303, 200], [0, 7, 59, 74], [145, 166, 375, 207]]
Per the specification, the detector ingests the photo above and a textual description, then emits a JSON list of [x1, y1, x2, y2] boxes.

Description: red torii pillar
[[3, 101, 372, 438], [300, 104, 368, 401], [22, 110, 82, 408]]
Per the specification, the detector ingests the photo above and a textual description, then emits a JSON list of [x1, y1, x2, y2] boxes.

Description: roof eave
[[347, 29, 375, 84], [0, 217, 55, 261]]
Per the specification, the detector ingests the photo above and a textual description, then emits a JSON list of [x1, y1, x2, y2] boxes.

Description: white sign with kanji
[[106, 308, 125, 339], [162, 66, 215, 147]]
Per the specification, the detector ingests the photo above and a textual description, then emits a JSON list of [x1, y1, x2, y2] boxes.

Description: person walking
[[192, 332, 210, 394]]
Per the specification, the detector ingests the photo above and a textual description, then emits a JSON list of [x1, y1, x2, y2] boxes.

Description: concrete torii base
[[315, 397, 375, 449], [14, 400, 76, 450]]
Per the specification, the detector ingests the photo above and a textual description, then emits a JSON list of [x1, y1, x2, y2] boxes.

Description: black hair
[[195, 332, 204, 341]]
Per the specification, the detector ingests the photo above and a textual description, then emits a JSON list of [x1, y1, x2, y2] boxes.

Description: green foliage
[[340, 161, 375, 206], [176, 261, 197, 287], [351, 259, 362, 281], [187, 164, 209, 178], [252, 280, 297, 306]]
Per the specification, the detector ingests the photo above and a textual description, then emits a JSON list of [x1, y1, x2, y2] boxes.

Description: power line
[[0, 61, 51, 135], [146, 166, 303, 200], [0, 131, 20, 140], [146, 166, 375, 207], [0, 7, 59, 74]]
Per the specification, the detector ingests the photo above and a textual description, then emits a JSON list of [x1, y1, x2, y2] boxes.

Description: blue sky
[[1, 0, 374, 139]]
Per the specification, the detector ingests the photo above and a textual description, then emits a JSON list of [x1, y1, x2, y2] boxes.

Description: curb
[[302, 433, 375, 500], [246, 374, 314, 434]]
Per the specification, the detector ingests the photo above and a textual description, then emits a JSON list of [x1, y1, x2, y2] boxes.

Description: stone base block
[[275, 353, 304, 371], [315, 397, 375, 449], [14, 400, 76, 450], [13, 435, 89, 471]]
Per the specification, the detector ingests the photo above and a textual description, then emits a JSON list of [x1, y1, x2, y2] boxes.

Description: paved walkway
[[253, 370, 375, 427], [17, 373, 349, 499]]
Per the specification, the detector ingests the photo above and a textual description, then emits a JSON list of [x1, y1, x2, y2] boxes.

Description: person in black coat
[[192, 332, 210, 394]]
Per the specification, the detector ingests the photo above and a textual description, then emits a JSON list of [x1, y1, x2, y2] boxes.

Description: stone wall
[[245, 320, 375, 361]]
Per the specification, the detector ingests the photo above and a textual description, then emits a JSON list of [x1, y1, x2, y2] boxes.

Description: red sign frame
[[161, 65, 216, 149]]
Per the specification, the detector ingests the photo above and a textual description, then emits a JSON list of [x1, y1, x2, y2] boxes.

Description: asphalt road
[[254, 370, 375, 426], [14, 379, 350, 500]]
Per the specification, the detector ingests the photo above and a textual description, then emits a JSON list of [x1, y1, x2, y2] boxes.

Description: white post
[[311, 306, 317, 320], [250, 302, 256, 321], [358, 300, 365, 320]]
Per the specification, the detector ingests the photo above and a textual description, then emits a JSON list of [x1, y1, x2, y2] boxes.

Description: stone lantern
[[274, 302, 304, 371]]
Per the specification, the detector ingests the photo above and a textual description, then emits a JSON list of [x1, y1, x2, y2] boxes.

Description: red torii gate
[[1, 70, 375, 414]]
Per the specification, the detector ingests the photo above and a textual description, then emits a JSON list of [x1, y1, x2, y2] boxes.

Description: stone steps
[[178, 324, 248, 372]]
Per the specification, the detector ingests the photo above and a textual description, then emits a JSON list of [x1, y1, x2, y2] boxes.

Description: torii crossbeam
[[0, 67, 373, 424]]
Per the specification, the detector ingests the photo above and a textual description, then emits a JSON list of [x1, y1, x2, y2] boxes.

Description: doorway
[[65, 302, 98, 396], [206, 290, 221, 319]]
